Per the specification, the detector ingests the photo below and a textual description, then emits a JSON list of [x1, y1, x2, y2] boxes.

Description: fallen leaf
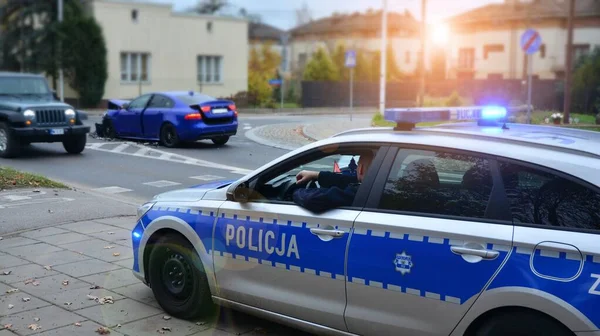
[[161, 327, 172, 331], [28, 324, 41, 330], [3, 324, 12, 329], [2, 271, 11, 275], [62, 280, 69, 286], [96, 327, 110, 334], [34, 317, 40, 322], [0, 237, 3, 240], [32, 281, 40, 286], [5, 288, 18, 293], [107, 232, 115, 235], [24, 279, 34, 285], [22, 297, 30, 302], [163, 316, 171, 320], [157, 331, 165, 335], [64, 302, 72, 306], [116, 324, 121, 328], [112, 252, 120, 257], [195, 322, 205, 326], [98, 296, 114, 304], [87, 294, 98, 301], [33, 189, 40, 193], [48, 210, 54, 213], [89, 285, 101, 289], [43, 265, 52, 270], [103, 245, 114, 249], [74, 322, 81, 327], [8, 304, 14, 309]]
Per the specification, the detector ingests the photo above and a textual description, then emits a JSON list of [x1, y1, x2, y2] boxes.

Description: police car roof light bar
[[383, 105, 508, 131]]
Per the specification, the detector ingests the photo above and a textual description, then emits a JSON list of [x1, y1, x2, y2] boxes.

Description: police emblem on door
[[394, 252, 413, 275]]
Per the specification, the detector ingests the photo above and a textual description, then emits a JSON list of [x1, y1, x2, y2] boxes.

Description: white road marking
[[0, 197, 75, 209], [85, 142, 253, 175], [143, 180, 181, 188], [92, 186, 133, 194], [243, 126, 252, 130], [190, 175, 225, 181], [3, 195, 32, 201]]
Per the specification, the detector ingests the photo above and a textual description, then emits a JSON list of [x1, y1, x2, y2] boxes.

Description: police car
[[131, 105, 600, 336]]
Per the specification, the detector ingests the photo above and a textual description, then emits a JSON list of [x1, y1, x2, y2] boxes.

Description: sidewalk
[[0, 216, 309, 336]]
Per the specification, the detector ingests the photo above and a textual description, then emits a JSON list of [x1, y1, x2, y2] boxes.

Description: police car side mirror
[[229, 182, 250, 203]]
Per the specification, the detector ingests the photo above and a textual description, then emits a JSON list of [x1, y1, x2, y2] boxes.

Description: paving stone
[[74, 243, 133, 263], [191, 329, 240, 336], [76, 298, 162, 327], [89, 229, 132, 247], [5, 243, 63, 259], [59, 239, 122, 258], [13, 274, 90, 297], [0, 237, 40, 251], [118, 314, 210, 336], [33, 233, 94, 246], [112, 258, 134, 269], [57, 221, 117, 234], [80, 269, 139, 290], [0, 291, 51, 315], [0, 282, 18, 295], [0, 264, 57, 284], [0, 329, 18, 335], [20, 250, 92, 267], [213, 308, 266, 335], [51, 259, 121, 278], [110, 283, 157, 308], [0, 305, 84, 335], [38, 286, 125, 311], [20, 228, 69, 239], [0, 252, 30, 269], [35, 320, 125, 336], [94, 217, 137, 230]]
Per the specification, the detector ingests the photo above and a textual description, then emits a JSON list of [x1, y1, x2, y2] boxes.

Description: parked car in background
[[98, 91, 238, 148], [0, 71, 90, 158]]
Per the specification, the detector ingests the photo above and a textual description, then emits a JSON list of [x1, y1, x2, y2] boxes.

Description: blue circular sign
[[520, 29, 542, 55]]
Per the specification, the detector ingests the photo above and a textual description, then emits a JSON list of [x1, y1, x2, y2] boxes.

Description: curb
[[0, 214, 136, 238], [244, 125, 301, 151], [300, 124, 320, 141]]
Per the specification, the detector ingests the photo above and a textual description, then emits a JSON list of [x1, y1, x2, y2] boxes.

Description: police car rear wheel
[[148, 233, 213, 319], [473, 309, 573, 336]]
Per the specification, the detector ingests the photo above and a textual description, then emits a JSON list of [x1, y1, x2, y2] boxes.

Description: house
[[248, 21, 290, 75], [288, 10, 422, 77], [444, 0, 600, 80], [63, 0, 249, 106]]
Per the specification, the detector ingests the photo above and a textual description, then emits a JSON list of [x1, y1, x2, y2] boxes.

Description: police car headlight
[[23, 110, 35, 119], [136, 202, 155, 222], [65, 109, 76, 118]]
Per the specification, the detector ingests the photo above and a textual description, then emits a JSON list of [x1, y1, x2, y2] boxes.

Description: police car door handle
[[310, 228, 345, 238], [451, 246, 499, 259]]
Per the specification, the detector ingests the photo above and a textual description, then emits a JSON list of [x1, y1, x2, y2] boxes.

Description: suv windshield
[[0, 77, 51, 96]]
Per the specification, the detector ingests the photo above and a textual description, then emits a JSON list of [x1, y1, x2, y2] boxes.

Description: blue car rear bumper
[[178, 121, 238, 141]]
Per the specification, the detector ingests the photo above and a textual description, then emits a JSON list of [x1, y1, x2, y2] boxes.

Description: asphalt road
[[0, 114, 340, 204]]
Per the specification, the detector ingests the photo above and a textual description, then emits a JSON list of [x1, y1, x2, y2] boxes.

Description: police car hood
[[151, 180, 235, 202]]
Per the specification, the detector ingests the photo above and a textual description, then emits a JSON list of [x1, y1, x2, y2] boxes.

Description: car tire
[[472, 309, 574, 336], [62, 134, 87, 154], [0, 122, 19, 158], [103, 119, 116, 139], [160, 123, 180, 148], [147, 233, 214, 320], [211, 136, 229, 146]]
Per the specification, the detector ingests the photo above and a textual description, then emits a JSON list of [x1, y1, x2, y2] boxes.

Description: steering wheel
[[306, 180, 320, 189]]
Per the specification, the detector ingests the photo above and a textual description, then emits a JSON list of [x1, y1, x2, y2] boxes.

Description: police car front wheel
[[471, 308, 574, 336], [147, 233, 214, 319]]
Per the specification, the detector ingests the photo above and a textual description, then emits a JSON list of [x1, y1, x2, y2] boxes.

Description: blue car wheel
[[160, 123, 180, 148]]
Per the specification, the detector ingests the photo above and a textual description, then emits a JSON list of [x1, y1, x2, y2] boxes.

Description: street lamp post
[[379, 0, 388, 114], [58, 0, 64, 102]]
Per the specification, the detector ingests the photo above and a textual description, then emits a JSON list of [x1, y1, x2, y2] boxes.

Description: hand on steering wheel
[[305, 180, 320, 189]]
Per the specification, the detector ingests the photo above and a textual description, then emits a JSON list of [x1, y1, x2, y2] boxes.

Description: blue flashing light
[[133, 232, 141, 239], [384, 105, 508, 129]]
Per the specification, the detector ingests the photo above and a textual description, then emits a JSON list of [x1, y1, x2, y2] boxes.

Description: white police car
[[131, 106, 600, 336]]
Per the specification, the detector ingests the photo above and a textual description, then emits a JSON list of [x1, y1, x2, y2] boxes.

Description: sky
[[145, 0, 504, 30]]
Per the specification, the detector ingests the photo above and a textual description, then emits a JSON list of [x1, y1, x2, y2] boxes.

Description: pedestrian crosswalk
[[91, 174, 229, 195], [85, 141, 252, 175]]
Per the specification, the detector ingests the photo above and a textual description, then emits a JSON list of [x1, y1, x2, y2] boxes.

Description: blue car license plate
[[212, 108, 228, 114], [50, 129, 64, 135]]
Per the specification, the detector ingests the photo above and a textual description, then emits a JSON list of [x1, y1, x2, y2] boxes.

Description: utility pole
[[418, 0, 427, 107], [563, 0, 575, 124], [378, 0, 388, 114], [58, 0, 64, 102]]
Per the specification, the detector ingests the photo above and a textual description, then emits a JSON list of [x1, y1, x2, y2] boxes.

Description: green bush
[[444, 90, 463, 107]]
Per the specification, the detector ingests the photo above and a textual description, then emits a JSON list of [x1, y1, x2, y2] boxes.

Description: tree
[[295, 1, 312, 26], [572, 47, 600, 114], [303, 47, 339, 81], [238, 7, 261, 23], [190, 0, 228, 14], [248, 43, 281, 106], [331, 42, 349, 81], [59, 15, 108, 107]]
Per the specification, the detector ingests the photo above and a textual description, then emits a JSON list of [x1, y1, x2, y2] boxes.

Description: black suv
[[0, 72, 90, 158]]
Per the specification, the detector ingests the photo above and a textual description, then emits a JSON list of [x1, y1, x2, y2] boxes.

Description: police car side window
[[498, 161, 600, 230], [378, 149, 493, 219]]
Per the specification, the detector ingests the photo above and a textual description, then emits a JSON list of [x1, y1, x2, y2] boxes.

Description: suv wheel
[[62, 134, 87, 154], [211, 136, 229, 146], [148, 233, 214, 319], [0, 122, 19, 158]]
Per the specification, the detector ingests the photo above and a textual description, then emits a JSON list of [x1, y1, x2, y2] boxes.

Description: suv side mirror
[[121, 103, 129, 110]]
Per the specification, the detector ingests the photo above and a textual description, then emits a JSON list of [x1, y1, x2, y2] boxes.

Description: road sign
[[268, 79, 282, 85], [345, 50, 356, 68], [521, 29, 542, 55]]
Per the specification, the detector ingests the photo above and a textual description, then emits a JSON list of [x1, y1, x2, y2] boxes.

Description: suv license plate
[[212, 108, 228, 114], [50, 129, 64, 135]]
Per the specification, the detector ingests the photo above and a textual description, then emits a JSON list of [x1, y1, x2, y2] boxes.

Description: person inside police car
[[292, 151, 375, 213]]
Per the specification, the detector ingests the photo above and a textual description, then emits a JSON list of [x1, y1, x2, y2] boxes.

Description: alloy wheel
[[0, 129, 7, 152]]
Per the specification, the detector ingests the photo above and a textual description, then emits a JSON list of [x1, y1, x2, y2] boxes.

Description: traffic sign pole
[[345, 50, 357, 121], [350, 67, 354, 121], [520, 28, 542, 124], [527, 54, 533, 124]]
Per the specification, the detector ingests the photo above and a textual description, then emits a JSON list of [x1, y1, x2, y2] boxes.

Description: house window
[[458, 48, 475, 69], [120, 52, 151, 82], [197, 55, 223, 83], [483, 44, 504, 60]]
